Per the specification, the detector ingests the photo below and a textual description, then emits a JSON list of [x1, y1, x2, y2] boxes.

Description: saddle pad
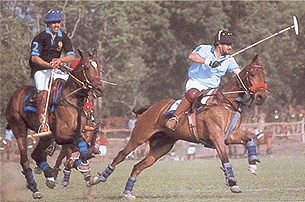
[[23, 83, 63, 113], [200, 88, 216, 105], [165, 99, 182, 116], [23, 89, 37, 112]]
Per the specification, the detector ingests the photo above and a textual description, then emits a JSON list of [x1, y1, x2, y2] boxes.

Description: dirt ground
[[1, 135, 304, 201]]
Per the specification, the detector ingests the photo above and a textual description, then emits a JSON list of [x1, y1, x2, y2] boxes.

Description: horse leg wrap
[[22, 168, 39, 193], [72, 160, 91, 181], [123, 177, 136, 195], [54, 167, 61, 179], [246, 141, 261, 164], [78, 141, 88, 156], [97, 164, 115, 182], [78, 141, 94, 164], [61, 169, 71, 187], [38, 161, 54, 178], [70, 140, 89, 169], [38, 161, 56, 189], [221, 162, 237, 186]]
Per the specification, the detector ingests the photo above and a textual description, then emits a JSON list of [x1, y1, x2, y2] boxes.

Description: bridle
[[235, 65, 267, 96], [61, 59, 102, 98], [219, 64, 267, 111]]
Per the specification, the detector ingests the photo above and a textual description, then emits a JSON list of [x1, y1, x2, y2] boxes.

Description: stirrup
[[38, 123, 50, 133], [45, 144, 56, 156], [166, 115, 179, 131]]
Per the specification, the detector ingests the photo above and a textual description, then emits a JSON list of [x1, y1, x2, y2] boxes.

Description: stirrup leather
[[166, 115, 179, 130]]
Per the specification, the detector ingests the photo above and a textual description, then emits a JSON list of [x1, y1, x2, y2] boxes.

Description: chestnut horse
[[90, 55, 267, 198], [5, 49, 103, 199]]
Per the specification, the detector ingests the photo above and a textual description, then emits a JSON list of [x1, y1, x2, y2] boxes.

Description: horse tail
[[132, 107, 149, 115]]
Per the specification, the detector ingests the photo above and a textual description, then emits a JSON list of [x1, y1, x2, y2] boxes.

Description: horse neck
[[60, 77, 88, 104], [221, 77, 243, 94], [217, 72, 247, 108]]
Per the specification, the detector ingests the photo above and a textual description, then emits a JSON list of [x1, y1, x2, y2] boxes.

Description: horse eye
[[90, 60, 98, 69], [248, 72, 254, 77]]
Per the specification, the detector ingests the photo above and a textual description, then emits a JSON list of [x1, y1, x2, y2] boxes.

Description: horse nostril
[[254, 93, 266, 105]]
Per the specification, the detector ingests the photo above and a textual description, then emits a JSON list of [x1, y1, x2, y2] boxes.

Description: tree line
[[1, 1, 305, 126]]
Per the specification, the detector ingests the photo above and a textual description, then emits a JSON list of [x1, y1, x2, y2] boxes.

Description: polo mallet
[[224, 15, 299, 61]]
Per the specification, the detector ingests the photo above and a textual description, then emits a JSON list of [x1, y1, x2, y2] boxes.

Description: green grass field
[[1, 156, 305, 201]]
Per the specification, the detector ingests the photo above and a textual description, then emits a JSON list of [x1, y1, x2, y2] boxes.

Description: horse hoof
[[34, 166, 42, 174], [88, 175, 100, 186], [97, 171, 107, 182], [248, 164, 257, 175], [46, 177, 56, 189], [123, 193, 136, 199], [88, 174, 106, 186], [32, 191, 43, 199], [230, 185, 242, 193], [86, 180, 92, 187]]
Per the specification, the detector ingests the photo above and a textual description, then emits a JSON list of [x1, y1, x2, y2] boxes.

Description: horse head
[[70, 49, 104, 97], [239, 54, 267, 105]]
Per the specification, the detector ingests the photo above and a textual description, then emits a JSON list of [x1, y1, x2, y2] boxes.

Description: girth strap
[[187, 112, 200, 142], [187, 112, 215, 149]]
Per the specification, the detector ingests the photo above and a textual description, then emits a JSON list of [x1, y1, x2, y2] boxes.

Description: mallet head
[[293, 15, 299, 35]]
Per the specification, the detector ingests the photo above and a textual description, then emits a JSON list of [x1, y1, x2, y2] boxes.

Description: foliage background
[[1, 0, 304, 126]]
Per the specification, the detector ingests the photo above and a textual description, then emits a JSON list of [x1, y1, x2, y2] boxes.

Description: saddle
[[191, 88, 218, 113], [188, 88, 218, 142], [24, 79, 65, 112], [165, 88, 217, 142]]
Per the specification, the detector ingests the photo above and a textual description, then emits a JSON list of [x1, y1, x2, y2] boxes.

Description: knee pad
[[185, 88, 199, 103]]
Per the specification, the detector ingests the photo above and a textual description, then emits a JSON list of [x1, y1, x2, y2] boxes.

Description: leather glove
[[204, 59, 221, 68]]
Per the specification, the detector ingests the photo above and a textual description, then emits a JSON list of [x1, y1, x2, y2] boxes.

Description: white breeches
[[185, 79, 209, 92], [34, 69, 69, 91]]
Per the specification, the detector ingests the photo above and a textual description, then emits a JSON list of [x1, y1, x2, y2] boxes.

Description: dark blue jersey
[[29, 27, 74, 77]]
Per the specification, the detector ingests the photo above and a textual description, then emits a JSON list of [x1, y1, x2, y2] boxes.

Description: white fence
[[100, 119, 305, 142], [240, 118, 305, 142]]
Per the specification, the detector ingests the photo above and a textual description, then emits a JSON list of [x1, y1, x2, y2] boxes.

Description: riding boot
[[37, 90, 49, 133], [166, 88, 199, 130], [165, 98, 191, 130]]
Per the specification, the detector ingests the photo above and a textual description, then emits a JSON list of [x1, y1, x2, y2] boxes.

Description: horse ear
[[78, 48, 84, 58], [92, 49, 98, 59], [252, 54, 262, 66], [252, 54, 259, 62]]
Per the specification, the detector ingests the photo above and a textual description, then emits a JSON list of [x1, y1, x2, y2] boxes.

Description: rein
[[216, 65, 266, 111], [61, 64, 90, 90], [54, 63, 95, 110]]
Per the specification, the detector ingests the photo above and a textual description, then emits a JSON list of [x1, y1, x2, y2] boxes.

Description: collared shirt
[[29, 27, 74, 77], [188, 45, 239, 88]]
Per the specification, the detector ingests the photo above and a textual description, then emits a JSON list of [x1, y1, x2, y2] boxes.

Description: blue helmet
[[44, 9, 63, 23]]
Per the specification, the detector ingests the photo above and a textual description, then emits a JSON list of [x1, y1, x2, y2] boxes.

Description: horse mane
[[132, 107, 149, 115], [242, 54, 262, 73]]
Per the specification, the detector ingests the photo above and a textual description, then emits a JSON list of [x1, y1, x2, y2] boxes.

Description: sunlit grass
[[1, 157, 305, 201]]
